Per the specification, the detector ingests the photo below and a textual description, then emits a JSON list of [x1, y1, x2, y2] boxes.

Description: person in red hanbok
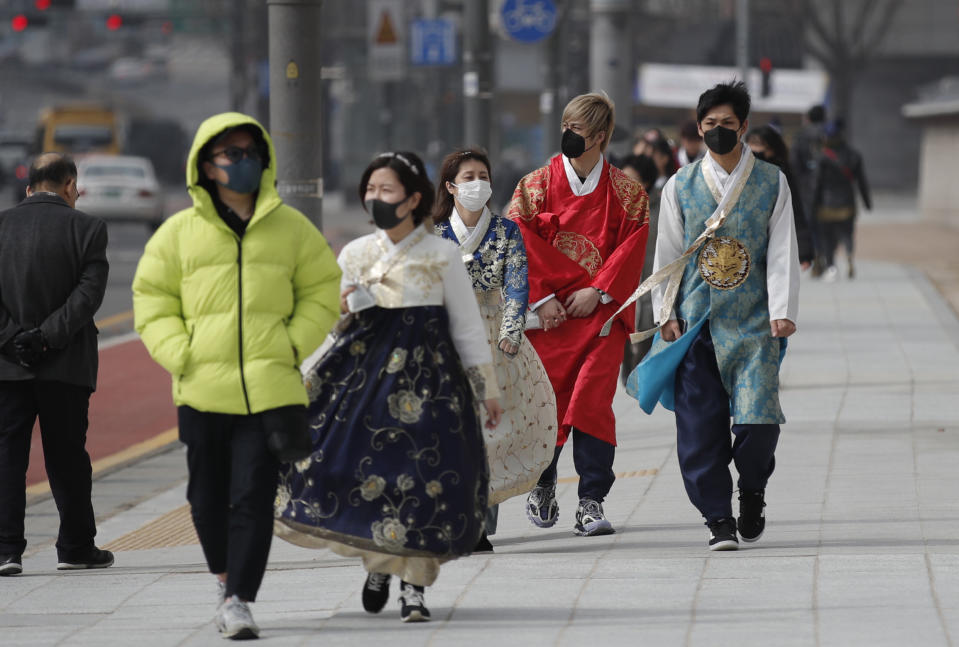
[[506, 92, 649, 536]]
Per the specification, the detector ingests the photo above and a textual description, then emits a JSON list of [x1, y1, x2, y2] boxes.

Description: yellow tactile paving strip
[[103, 504, 199, 551], [103, 469, 659, 551]]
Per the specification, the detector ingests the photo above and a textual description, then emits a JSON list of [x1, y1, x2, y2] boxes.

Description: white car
[[76, 155, 165, 229]]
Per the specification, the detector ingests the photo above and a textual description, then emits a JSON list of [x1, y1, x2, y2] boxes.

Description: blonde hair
[[561, 92, 615, 152]]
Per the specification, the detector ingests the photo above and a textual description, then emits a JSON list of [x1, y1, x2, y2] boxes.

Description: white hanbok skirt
[[475, 290, 557, 505]]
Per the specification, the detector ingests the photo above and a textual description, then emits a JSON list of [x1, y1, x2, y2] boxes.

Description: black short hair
[[621, 154, 659, 191], [679, 120, 701, 141], [807, 105, 826, 123], [28, 153, 77, 190], [696, 80, 751, 125], [358, 151, 434, 226]]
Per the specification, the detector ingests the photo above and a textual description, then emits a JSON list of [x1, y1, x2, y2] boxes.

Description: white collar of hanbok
[[562, 154, 604, 196], [449, 204, 492, 262], [367, 225, 428, 283], [701, 145, 752, 203], [701, 145, 755, 215]]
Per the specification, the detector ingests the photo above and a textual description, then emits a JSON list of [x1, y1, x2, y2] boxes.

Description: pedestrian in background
[[275, 151, 502, 624], [812, 119, 872, 280], [0, 153, 112, 577], [433, 148, 557, 553], [619, 153, 661, 382], [676, 120, 705, 167], [133, 112, 341, 640], [747, 124, 816, 268], [791, 105, 827, 274]]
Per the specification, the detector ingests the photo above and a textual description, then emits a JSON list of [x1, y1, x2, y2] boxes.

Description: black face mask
[[365, 197, 408, 229], [561, 129, 593, 159], [703, 125, 740, 155]]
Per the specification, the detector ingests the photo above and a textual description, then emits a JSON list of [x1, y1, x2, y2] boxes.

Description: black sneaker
[[526, 481, 559, 528], [738, 489, 766, 543], [474, 533, 494, 553], [0, 554, 22, 576], [362, 571, 392, 613], [398, 581, 430, 622], [573, 498, 615, 536], [56, 547, 114, 570], [706, 518, 739, 551]]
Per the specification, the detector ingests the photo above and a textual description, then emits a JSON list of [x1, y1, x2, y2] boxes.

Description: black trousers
[[674, 324, 780, 523], [818, 218, 855, 267], [537, 427, 616, 502], [177, 405, 281, 602], [0, 380, 97, 559]]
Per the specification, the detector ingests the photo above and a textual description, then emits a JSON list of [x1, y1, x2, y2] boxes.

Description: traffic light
[[106, 13, 123, 30], [35, 0, 51, 10], [760, 57, 773, 98], [11, 14, 29, 31]]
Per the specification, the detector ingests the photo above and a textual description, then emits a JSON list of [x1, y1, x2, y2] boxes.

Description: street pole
[[463, 0, 492, 149], [736, 0, 749, 90], [267, 0, 325, 229], [589, 0, 631, 153]]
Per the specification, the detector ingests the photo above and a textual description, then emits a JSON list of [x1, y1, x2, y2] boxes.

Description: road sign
[[501, 0, 557, 44], [368, 0, 405, 81], [411, 18, 456, 66]]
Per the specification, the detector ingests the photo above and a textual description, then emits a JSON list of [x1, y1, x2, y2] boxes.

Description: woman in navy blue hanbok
[[274, 152, 502, 623]]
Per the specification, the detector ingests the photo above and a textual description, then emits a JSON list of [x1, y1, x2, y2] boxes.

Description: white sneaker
[[215, 595, 260, 640], [822, 265, 839, 283]]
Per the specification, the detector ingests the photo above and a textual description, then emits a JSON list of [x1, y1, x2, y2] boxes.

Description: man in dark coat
[[0, 152, 112, 576]]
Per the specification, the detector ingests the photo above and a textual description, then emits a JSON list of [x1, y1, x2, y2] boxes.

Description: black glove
[[11, 328, 47, 368]]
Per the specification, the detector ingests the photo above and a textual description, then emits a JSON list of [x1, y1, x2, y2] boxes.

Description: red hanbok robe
[[506, 155, 649, 446]]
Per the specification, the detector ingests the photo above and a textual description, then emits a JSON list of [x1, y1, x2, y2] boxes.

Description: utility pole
[[230, 0, 248, 112], [463, 0, 492, 149], [267, 0, 325, 229], [539, 7, 564, 162], [589, 0, 631, 151], [736, 0, 749, 90]]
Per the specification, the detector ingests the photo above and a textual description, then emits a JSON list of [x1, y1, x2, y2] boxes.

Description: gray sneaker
[[574, 498, 615, 536], [526, 481, 559, 528], [215, 595, 260, 640]]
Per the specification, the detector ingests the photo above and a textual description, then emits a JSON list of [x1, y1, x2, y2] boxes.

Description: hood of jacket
[[185, 112, 283, 230]]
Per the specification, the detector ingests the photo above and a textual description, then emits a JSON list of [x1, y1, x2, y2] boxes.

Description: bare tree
[[791, 0, 903, 126]]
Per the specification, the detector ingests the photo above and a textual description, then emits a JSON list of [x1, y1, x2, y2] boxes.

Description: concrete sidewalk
[[4, 258, 958, 646]]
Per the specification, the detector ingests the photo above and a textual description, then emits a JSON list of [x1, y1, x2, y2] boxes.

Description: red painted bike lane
[[25, 338, 177, 487]]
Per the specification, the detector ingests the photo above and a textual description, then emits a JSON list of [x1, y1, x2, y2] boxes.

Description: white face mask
[[451, 179, 492, 212]]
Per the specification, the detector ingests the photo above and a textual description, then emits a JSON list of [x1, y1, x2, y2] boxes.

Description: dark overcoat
[[0, 193, 109, 389]]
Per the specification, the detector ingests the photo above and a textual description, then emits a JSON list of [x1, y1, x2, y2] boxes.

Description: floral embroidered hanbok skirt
[[475, 290, 557, 504], [273, 306, 489, 586]]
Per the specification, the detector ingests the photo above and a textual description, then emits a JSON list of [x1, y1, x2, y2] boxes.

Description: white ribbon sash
[[599, 154, 756, 342]]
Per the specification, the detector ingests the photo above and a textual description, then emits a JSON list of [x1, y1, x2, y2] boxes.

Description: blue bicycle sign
[[501, 0, 557, 43]]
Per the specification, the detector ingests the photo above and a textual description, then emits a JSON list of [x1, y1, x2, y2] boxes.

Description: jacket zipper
[[236, 239, 252, 414]]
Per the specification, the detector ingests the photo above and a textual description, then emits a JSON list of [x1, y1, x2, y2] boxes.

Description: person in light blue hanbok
[[273, 151, 503, 624], [627, 81, 800, 552], [433, 149, 557, 554]]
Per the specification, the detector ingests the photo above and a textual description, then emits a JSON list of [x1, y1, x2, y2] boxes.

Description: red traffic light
[[11, 14, 29, 31], [106, 13, 123, 30], [759, 57, 773, 74], [35, 0, 52, 10]]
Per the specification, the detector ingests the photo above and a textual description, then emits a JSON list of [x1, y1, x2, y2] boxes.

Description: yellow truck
[[36, 104, 121, 155]]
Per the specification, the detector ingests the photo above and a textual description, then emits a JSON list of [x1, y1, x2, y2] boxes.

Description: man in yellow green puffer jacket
[[132, 112, 340, 640]]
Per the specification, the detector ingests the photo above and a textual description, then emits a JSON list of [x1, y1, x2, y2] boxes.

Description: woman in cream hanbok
[[274, 151, 503, 623], [433, 149, 557, 551]]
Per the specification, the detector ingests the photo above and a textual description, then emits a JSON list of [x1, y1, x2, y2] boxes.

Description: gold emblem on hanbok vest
[[698, 236, 750, 289]]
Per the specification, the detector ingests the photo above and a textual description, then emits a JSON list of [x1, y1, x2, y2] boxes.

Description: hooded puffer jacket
[[132, 112, 341, 414]]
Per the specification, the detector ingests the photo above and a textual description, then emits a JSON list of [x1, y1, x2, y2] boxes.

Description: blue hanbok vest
[[628, 158, 786, 424]]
